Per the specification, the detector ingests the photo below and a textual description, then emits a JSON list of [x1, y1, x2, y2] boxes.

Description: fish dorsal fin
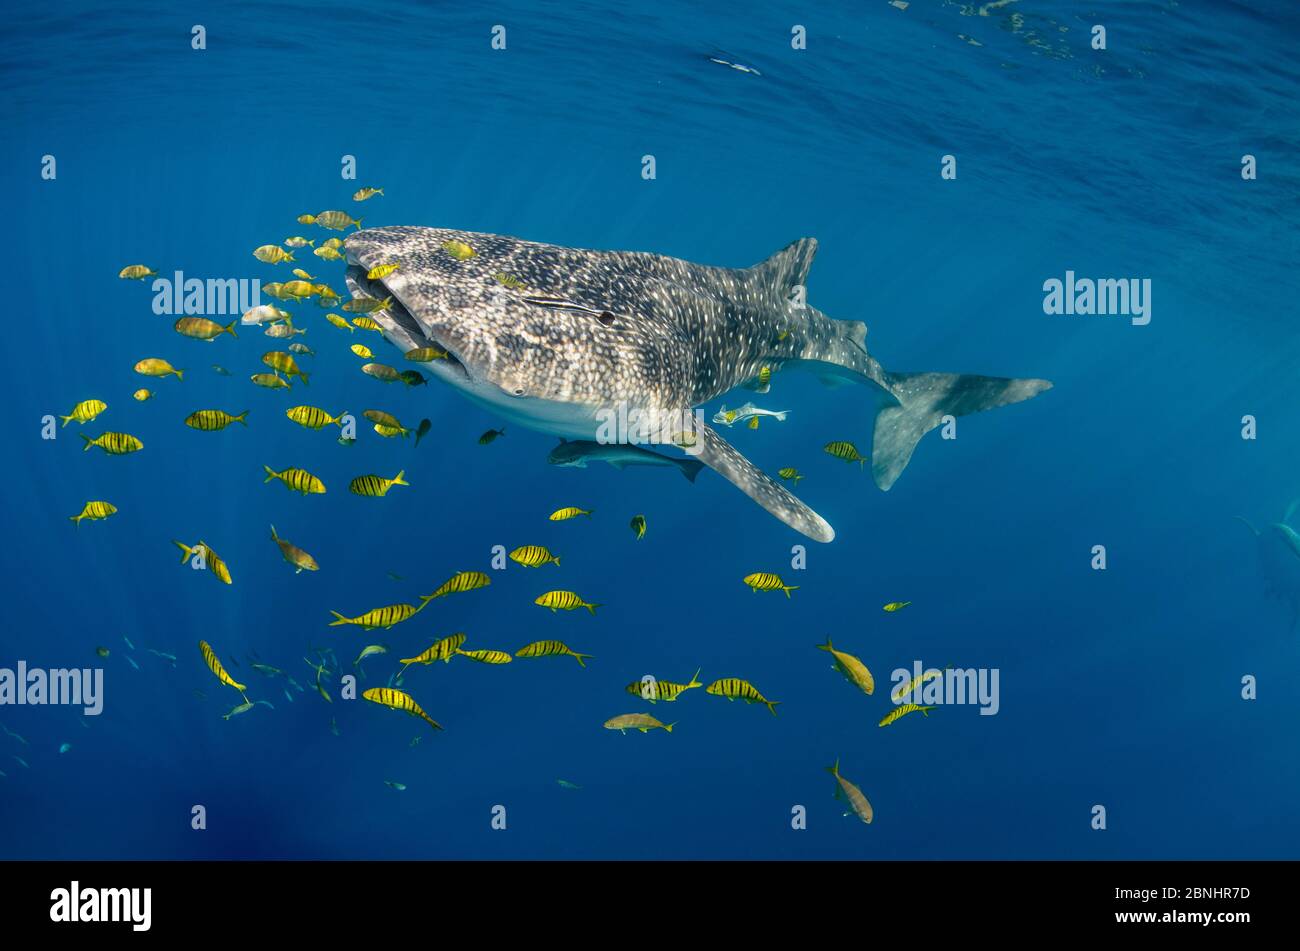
[[690, 420, 834, 542], [748, 238, 818, 296]]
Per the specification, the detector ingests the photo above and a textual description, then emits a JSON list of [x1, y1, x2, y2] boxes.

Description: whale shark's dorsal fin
[[691, 420, 834, 542], [747, 238, 818, 295]]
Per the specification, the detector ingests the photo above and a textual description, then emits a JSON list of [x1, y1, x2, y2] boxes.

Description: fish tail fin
[[263, 465, 278, 482], [688, 667, 702, 688], [871, 371, 1052, 490], [172, 540, 193, 562], [224, 321, 238, 338], [826, 758, 840, 777], [768, 701, 781, 716], [174, 369, 184, 380], [79, 434, 93, 451], [328, 612, 349, 626], [585, 602, 601, 615], [333, 411, 346, 427], [680, 458, 705, 483], [235, 411, 248, 425], [269, 524, 278, 540], [354, 218, 364, 231], [553, 556, 561, 566], [69, 514, 80, 527], [664, 722, 675, 733], [574, 652, 592, 667], [817, 638, 833, 652], [784, 585, 799, 597], [775, 411, 789, 421], [392, 470, 408, 486], [299, 370, 309, 386], [60, 414, 72, 427]]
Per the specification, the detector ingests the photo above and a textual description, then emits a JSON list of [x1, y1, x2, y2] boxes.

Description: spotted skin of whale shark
[[343, 226, 1052, 542]]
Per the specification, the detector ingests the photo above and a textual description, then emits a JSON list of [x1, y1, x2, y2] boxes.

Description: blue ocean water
[[2, 0, 1298, 860]]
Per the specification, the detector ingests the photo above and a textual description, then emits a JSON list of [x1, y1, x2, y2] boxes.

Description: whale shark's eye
[[597, 311, 615, 326], [512, 387, 525, 397]]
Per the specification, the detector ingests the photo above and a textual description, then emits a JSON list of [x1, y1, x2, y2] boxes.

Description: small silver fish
[[385, 780, 407, 791], [125, 656, 140, 670]]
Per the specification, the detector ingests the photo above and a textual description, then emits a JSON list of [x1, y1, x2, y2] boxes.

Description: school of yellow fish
[[59, 188, 936, 821]]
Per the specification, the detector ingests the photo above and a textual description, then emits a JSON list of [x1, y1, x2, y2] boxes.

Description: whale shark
[[343, 226, 1052, 541], [1237, 503, 1300, 628]]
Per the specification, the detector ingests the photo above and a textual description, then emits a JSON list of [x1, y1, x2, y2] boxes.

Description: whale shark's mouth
[[344, 264, 471, 383]]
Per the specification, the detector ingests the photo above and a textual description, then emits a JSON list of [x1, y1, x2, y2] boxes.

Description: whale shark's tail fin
[[872, 371, 1053, 491]]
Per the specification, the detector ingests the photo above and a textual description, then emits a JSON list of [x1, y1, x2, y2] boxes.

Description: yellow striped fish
[[286, 405, 345, 429], [60, 399, 107, 426], [80, 432, 143, 455], [362, 687, 442, 731], [441, 240, 475, 260], [185, 409, 247, 432], [367, 263, 400, 280], [262, 351, 309, 385], [315, 210, 363, 231], [173, 540, 233, 585], [705, 678, 780, 715], [174, 317, 237, 341], [742, 572, 797, 597], [404, 346, 449, 362], [534, 590, 600, 614], [362, 410, 407, 434], [817, 639, 874, 696], [263, 465, 326, 494], [119, 264, 157, 280], [329, 603, 419, 630], [420, 571, 491, 604], [548, 507, 592, 521], [350, 344, 374, 359], [509, 545, 560, 568], [199, 640, 247, 695], [891, 667, 949, 704], [777, 467, 803, 485], [604, 713, 673, 734], [625, 668, 702, 703], [352, 316, 383, 331], [348, 470, 408, 497], [878, 703, 936, 728], [399, 633, 467, 672], [827, 758, 873, 825], [69, 501, 116, 527], [251, 372, 290, 390], [515, 640, 593, 667], [343, 296, 391, 315], [133, 389, 152, 401], [883, 601, 912, 613], [824, 441, 867, 467], [629, 515, 646, 540], [455, 648, 513, 664], [325, 313, 354, 332]]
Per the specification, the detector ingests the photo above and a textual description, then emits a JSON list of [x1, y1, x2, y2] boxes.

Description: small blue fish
[[123, 634, 136, 650], [385, 780, 407, 791], [125, 655, 140, 670], [13, 755, 29, 768], [284, 688, 293, 703]]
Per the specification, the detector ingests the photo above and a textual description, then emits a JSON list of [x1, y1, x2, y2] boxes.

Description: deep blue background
[[2, 0, 1298, 858]]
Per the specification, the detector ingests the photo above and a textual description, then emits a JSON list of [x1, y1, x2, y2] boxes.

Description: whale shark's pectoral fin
[[689, 421, 835, 543]]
